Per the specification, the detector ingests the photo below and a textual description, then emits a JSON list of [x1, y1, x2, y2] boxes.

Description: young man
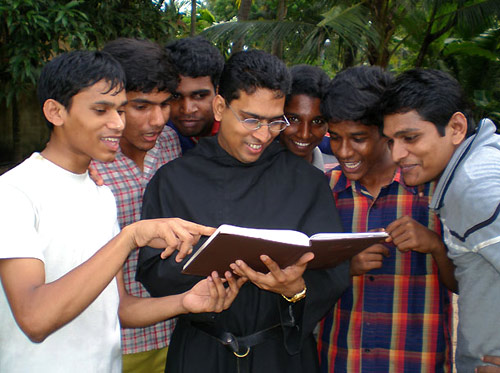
[[137, 49, 350, 372], [280, 64, 332, 170], [382, 68, 499, 372], [165, 36, 225, 153], [90, 38, 181, 372], [0, 50, 243, 372], [317, 66, 456, 372]]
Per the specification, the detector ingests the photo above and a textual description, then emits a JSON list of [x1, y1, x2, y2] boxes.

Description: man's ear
[[213, 94, 226, 122], [42, 99, 66, 127], [447, 112, 468, 145]]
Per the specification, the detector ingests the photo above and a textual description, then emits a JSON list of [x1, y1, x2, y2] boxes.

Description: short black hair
[[286, 64, 330, 104], [218, 49, 291, 103], [37, 50, 125, 130], [321, 65, 393, 130], [381, 68, 476, 137], [102, 38, 178, 93], [165, 36, 224, 89]]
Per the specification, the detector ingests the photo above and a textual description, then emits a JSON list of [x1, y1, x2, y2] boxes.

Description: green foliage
[[0, 0, 182, 107], [0, 0, 90, 105], [443, 26, 500, 125]]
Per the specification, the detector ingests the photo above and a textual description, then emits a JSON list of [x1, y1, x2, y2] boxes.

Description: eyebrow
[[174, 89, 212, 96], [129, 97, 171, 105], [328, 130, 369, 136], [393, 128, 421, 137], [240, 109, 284, 121], [94, 100, 128, 107]]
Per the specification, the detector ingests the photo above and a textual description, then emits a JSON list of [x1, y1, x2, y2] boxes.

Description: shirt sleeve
[[0, 183, 45, 261]]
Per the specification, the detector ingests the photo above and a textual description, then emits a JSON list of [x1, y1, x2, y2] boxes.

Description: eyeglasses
[[226, 103, 290, 132]]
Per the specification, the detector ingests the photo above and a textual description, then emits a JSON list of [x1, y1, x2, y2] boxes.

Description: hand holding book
[[182, 224, 388, 277]]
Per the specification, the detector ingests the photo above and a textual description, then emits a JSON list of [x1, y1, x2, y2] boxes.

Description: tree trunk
[[272, 0, 287, 58], [190, 0, 196, 36], [233, 0, 252, 53]]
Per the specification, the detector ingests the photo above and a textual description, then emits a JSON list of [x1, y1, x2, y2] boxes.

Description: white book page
[[217, 224, 310, 246], [183, 224, 310, 270], [310, 231, 388, 241]]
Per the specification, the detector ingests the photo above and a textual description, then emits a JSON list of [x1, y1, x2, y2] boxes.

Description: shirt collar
[[330, 166, 415, 195]]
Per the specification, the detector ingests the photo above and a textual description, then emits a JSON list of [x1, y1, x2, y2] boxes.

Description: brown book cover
[[182, 225, 388, 277]]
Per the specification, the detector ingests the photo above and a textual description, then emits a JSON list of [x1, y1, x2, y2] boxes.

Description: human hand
[[350, 244, 390, 276], [476, 356, 500, 372], [385, 216, 444, 255], [127, 218, 216, 262], [88, 166, 104, 186], [182, 271, 247, 314], [229, 252, 313, 297]]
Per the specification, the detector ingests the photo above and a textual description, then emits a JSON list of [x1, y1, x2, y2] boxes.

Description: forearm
[[432, 242, 458, 293], [119, 292, 187, 328], [2, 227, 135, 342]]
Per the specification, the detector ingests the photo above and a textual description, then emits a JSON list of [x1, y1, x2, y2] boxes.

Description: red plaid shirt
[[91, 126, 181, 354], [318, 166, 453, 372]]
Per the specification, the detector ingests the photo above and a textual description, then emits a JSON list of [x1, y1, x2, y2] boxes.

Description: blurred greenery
[[0, 0, 499, 162]]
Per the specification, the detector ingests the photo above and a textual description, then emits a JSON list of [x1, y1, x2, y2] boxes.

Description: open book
[[182, 224, 388, 277]]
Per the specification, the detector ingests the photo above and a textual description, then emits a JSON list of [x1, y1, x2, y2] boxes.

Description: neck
[[41, 138, 90, 174], [359, 149, 397, 198], [120, 140, 147, 171]]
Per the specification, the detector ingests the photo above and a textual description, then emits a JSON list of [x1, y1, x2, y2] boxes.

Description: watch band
[[281, 285, 307, 303]]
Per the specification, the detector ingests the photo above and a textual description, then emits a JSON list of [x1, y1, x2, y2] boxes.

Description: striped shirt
[[318, 166, 452, 373], [91, 126, 181, 354]]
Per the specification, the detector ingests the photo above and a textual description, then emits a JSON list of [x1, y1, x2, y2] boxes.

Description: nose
[[252, 124, 273, 143], [180, 98, 197, 114], [108, 110, 125, 131], [151, 105, 169, 127], [390, 140, 408, 163], [332, 139, 353, 159], [296, 121, 311, 140]]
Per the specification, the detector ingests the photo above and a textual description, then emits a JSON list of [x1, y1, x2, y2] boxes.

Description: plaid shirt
[[91, 126, 181, 354], [318, 166, 453, 373]]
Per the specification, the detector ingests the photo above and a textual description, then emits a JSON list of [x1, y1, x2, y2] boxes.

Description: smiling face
[[215, 88, 285, 164], [383, 110, 461, 186], [47, 79, 127, 173], [281, 94, 327, 162], [329, 120, 390, 183], [120, 90, 171, 156], [169, 75, 216, 137]]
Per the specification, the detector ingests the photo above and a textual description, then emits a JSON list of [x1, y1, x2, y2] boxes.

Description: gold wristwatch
[[281, 285, 307, 303]]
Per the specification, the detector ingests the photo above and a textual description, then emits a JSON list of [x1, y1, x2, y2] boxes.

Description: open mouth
[[340, 161, 361, 171]]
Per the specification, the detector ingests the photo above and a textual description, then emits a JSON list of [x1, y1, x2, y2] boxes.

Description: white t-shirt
[[0, 153, 121, 372]]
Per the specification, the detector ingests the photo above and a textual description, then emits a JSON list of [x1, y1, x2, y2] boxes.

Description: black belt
[[192, 322, 282, 373]]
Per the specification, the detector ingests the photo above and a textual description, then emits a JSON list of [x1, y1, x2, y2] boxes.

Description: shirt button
[[369, 276, 375, 281], [364, 348, 371, 353]]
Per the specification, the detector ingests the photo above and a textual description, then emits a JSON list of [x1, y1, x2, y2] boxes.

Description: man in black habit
[[137, 49, 350, 373]]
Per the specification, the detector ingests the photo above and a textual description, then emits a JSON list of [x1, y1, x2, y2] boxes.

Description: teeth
[[343, 161, 361, 169], [102, 137, 119, 142], [248, 143, 262, 150], [293, 141, 310, 147]]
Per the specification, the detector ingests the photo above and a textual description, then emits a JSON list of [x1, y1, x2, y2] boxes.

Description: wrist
[[120, 224, 139, 253], [281, 278, 306, 298], [281, 285, 307, 303], [431, 240, 447, 259]]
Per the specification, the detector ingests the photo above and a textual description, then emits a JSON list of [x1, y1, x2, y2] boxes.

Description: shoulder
[[157, 126, 181, 151], [0, 154, 44, 196]]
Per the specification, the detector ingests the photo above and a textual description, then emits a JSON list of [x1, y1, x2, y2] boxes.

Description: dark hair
[[286, 64, 330, 104], [218, 49, 291, 103], [381, 68, 476, 137], [165, 36, 224, 89], [102, 38, 178, 93], [321, 65, 393, 131], [37, 50, 125, 130]]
